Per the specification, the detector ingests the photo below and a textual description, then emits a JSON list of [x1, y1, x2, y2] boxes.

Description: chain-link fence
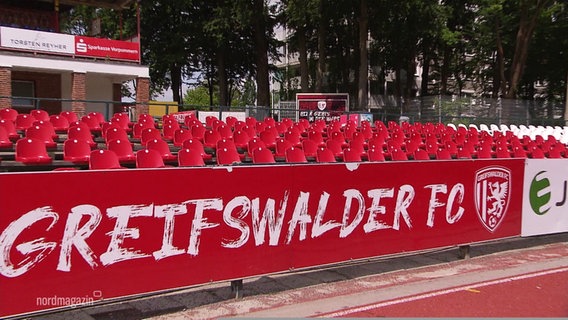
[[3, 95, 566, 127]]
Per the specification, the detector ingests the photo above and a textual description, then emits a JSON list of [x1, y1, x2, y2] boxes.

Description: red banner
[[75, 36, 140, 62], [0, 160, 524, 317], [297, 93, 349, 122]]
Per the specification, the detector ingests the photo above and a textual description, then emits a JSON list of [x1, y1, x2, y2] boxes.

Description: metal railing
[[2, 95, 566, 127]]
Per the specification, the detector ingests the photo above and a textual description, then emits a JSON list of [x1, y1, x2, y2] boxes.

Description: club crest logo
[[474, 166, 511, 232], [317, 101, 326, 111]]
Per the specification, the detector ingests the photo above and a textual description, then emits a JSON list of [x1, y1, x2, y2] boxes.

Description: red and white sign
[[297, 93, 349, 122], [475, 166, 512, 232], [0, 160, 523, 317], [74, 36, 140, 62]]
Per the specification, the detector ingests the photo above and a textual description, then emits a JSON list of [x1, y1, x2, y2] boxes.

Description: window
[[12, 80, 35, 108]]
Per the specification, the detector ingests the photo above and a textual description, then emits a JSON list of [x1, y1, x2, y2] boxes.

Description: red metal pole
[[136, 0, 141, 64]]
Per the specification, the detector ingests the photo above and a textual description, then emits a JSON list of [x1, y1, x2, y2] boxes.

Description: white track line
[[318, 266, 568, 318]]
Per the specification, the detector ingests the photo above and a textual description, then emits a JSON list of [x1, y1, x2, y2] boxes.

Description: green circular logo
[[529, 171, 551, 215]]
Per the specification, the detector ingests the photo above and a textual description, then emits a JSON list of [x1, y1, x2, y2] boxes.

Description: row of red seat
[[1, 108, 567, 171]]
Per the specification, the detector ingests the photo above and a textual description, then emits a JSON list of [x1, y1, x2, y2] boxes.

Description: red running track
[[326, 267, 568, 318]]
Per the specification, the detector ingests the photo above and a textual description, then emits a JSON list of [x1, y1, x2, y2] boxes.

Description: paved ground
[[25, 232, 568, 320]]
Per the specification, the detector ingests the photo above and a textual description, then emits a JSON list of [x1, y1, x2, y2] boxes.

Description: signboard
[[0, 27, 74, 55], [74, 36, 140, 61], [0, 160, 523, 318], [296, 93, 349, 122], [522, 159, 568, 236], [0, 27, 140, 62]]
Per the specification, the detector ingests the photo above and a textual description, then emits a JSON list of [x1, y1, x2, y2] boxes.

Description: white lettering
[[340, 189, 366, 238], [425, 184, 447, 227], [393, 185, 414, 230], [311, 192, 340, 238], [364, 188, 395, 232], [100, 204, 153, 266], [251, 192, 288, 246], [222, 196, 250, 248], [57, 205, 101, 271], [447, 184, 465, 224], [185, 199, 222, 256], [286, 192, 312, 244], [152, 203, 187, 260], [0, 207, 58, 277]]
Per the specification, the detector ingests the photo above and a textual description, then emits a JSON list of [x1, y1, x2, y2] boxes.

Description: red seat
[[30, 109, 50, 122], [316, 147, 337, 163], [88, 112, 106, 124], [495, 146, 511, 158], [60, 111, 79, 123], [308, 130, 326, 147], [217, 138, 246, 161], [141, 127, 163, 146], [136, 149, 167, 168], [275, 137, 293, 159], [217, 147, 242, 165], [476, 144, 493, 159], [302, 139, 318, 158], [177, 148, 206, 167], [137, 114, 155, 126], [0, 126, 13, 149], [326, 139, 344, 158], [217, 124, 233, 139], [284, 128, 302, 147], [247, 137, 266, 156], [49, 115, 70, 133], [391, 148, 408, 161], [367, 147, 385, 162], [162, 123, 178, 141], [80, 115, 102, 134], [413, 149, 430, 160], [0, 108, 18, 122], [530, 146, 545, 159], [67, 123, 97, 148], [252, 147, 276, 164], [457, 146, 473, 159], [233, 130, 250, 150], [173, 128, 193, 147], [182, 138, 213, 161], [132, 120, 155, 139], [512, 145, 527, 158], [111, 113, 132, 132], [15, 138, 52, 164], [0, 119, 20, 140], [203, 129, 222, 149], [33, 120, 59, 140], [89, 149, 125, 169], [107, 138, 136, 163], [25, 125, 57, 149], [190, 123, 206, 141], [105, 127, 130, 144], [259, 129, 278, 150], [15, 114, 36, 131], [225, 116, 238, 128], [436, 149, 452, 160], [146, 138, 177, 161], [285, 146, 308, 163], [343, 147, 362, 162], [63, 139, 92, 163]]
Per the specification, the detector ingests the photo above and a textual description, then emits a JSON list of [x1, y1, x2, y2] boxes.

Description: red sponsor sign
[[297, 93, 349, 122], [0, 160, 523, 317], [75, 36, 140, 62]]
